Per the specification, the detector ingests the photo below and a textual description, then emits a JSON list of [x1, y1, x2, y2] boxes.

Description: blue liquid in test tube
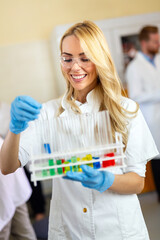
[[93, 157, 101, 169]]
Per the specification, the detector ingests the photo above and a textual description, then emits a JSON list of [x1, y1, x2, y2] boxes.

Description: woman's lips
[[71, 74, 87, 82]]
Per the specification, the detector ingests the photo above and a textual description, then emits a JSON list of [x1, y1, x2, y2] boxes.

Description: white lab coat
[[19, 89, 158, 240], [0, 103, 32, 231], [125, 52, 160, 157]]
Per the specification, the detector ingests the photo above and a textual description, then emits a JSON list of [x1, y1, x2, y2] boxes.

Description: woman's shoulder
[[120, 96, 138, 112]]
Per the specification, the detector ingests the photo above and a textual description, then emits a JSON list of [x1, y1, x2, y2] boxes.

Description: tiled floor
[[138, 191, 160, 240]]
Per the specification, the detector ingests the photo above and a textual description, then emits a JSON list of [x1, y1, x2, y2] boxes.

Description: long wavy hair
[[58, 20, 138, 148]]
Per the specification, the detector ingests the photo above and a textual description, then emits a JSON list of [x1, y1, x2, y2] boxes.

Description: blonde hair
[[58, 20, 138, 148]]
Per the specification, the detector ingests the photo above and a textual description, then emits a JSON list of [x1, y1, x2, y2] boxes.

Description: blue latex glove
[[63, 165, 115, 193], [10, 96, 42, 134]]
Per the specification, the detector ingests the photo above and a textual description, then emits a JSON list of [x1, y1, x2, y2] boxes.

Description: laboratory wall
[[0, 0, 160, 103]]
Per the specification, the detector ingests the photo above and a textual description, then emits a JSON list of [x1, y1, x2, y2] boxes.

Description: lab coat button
[[83, 208, 87, 213]]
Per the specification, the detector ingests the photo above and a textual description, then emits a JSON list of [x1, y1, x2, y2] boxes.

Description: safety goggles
[[60, 56, 92, 69]]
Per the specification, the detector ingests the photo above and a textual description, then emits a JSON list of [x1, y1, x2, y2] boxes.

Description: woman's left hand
[[63, 165, 115, 193]]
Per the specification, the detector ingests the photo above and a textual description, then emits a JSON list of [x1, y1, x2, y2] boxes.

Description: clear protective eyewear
[[60, 56, 92, 69]]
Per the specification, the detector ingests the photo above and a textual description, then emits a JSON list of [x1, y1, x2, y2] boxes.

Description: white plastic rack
[[29, 111, 126, 186]]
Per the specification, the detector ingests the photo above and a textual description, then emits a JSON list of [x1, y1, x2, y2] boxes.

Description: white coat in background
[[18, 89, 158, 240], [125, 52, 160, 157], [0, 137, 32, 231], [0, 102, 32, 231]]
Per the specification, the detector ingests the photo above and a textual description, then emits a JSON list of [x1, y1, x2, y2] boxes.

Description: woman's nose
[[71, 61, 81, 70]]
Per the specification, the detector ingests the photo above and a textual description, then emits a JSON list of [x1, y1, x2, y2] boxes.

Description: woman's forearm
[[109, 172, 145, 194], [0, 130, 21, 174]]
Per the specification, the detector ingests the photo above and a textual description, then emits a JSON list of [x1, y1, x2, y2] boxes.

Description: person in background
[[0, 21, 159, 240], [0, 101, 46, 221], [125, 25, 160, 202], [0, 103, 37, 240]]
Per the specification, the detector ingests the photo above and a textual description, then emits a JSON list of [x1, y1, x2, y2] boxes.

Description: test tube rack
[[30, 132, 126, 186], [29, 111, 126, 186]]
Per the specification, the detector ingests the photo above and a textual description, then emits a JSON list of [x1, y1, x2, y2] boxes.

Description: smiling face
[[61, 35, 98, 103]]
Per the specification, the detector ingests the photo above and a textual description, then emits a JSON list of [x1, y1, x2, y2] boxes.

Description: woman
[[0, 21, 158, 240]]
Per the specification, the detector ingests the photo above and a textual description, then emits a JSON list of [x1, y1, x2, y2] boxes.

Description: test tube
[[86, 154, 93, 168], [76, 157, 82, 172], [56, 159, 63, 174], [93, 157, 101, 169], [71, 156, 78, 172], [61, 159, 65, 173], [63, 161, 70, 173], [44, 143, 56, 176], [42, 169, 48, 177]]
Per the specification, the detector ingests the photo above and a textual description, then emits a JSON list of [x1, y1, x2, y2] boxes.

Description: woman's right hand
[[9, 96, 42, 134]]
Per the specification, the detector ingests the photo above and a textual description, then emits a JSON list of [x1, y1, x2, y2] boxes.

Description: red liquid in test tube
[[102, 152, 115, 168]]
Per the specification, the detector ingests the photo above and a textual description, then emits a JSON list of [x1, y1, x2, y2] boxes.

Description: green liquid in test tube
[[49, 159, 54, 166], [71, 156, 78, 172], [56, 160, 63, 174], [49, 159, 55, 176], [42, 169, 48, 177], [49, 169, 56, 176]]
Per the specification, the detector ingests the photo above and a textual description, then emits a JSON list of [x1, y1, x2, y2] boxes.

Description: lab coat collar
[[61, 92, 71, 110], [61, 86, 103, 113], [140, 51, 156, 67], [137, 51, 159, 66]]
